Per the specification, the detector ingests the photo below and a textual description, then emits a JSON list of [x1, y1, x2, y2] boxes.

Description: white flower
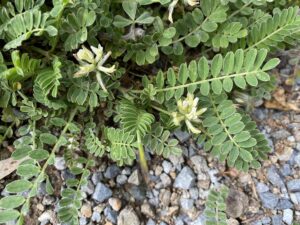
[[74, 44, 115, 78], [168, 0, 179, 23], [172, 93, 207, 134], [91, 45, 103, 62], [184, 0, 199, 6], [75, 45, 95, 64]]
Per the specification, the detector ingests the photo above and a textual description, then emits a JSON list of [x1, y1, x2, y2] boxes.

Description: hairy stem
[[137, 131, 149, 184]]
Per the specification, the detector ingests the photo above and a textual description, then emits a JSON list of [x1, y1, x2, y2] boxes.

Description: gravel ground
[[1, 50, 300, 225]]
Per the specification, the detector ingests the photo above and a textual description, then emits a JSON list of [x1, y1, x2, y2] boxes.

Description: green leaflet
[[200, 94, 270, 172], [0, 1, 298, 225], [204, 186, 229, 225], [105, 127, 137, 166], [0, 196, 25, 209], [0, 209, 20, 223], [84, 129, 106, 157], [119, 99, 155, 136], [149, 48, 278, 101], [240, 6, 300, 50], [2, 9, 57, 50], [144, 124, 182, 157]]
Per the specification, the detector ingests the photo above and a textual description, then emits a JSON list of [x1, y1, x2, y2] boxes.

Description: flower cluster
[[74, 44, 115, 78], [172, 94, 207, 134]]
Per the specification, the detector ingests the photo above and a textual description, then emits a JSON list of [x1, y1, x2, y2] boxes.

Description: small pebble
[[128, 170, 140, 186], [173, 166, 196, 190], [283, 209, 293, 224], [91, 212, 101, 222], [108, 198, 122, 211], [54, 157, 66, 170], [80, 204, 92, 218], [92, 182, 112, 202], [116, 174, 127, 185], [162, 160, 172, 174]]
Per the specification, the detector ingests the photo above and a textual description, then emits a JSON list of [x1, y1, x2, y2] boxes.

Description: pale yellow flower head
[[74, 44, 115, 78], [184, 0, 199, 6], [172, 93, 207, 134]]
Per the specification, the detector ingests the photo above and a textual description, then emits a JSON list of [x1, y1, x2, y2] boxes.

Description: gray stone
[[128, 170, 140, 185], [54, 157, 66, 170], [208, 169, 219, 186], [92, 182, 112, 202], [251, 222, 262, 225], [281, 164, 292, 176], [104, 207, 118, 224], [189, 145, 196, 157], [175, 218, 184, 225], [190, 155, 209, 173], [116, 174, 127, 185], [296, 192, 300, 203], [146, 219, 156, 225], [160, 173, 171, 187], [174, 166, 196, 190], [79, 217, 87, 225], [276, 198, 293, 209], [122, 167, 131, 175], [169, 154, 184, 170], [287, 179, 300, 192], [256, 183, 269, 193], [261, 217, 271, 224], [226, 189, 249, 218], [283, 209, 293, 225], [38, 211, 54, 224], [253, 108, 267, 120], [38, 182, 47, 196], [180, 198, 194, 211], [272, 215, 282, 225], [267, 166, 285, 188], [174, 130, 190, 143], [159, 222, 168, 225], [290, 193, 300, 204], [190, 215, 205, 225], [91, 212, 101, 222], [162, 160, 172, 174], [189, 188, 199, 200], [42, 196, 55, 205], [294, 153, 300, 167], [61, 169, 75, 180], [117, 207, 140, 225], [259, 192, 279, 209], [272, 130, 291, 139], [104, 165, 121, 179], [128, 185, 146, 202], [91, 172, 102, 185], [81, 181, 94, 195]]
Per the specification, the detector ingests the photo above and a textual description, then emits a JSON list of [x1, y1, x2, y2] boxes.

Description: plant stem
[[151, 104, 172, 116], [96, 72, 108, 93], [19, 107, 78, 221], [136, 131, 149, 184]]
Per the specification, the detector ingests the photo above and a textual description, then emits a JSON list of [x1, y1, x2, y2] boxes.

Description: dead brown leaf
[[0, 157, 24, 180], [264, 87, 300, 112]]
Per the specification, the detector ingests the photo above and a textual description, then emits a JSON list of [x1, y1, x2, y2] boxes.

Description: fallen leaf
[[264, 87, 300, 112], [0, 157, 23, 180]]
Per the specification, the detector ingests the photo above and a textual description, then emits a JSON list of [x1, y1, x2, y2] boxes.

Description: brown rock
[[226, 189, 249, 218], [141, 202, 155, 218], [80, 204, 92, 218], [108, 198, 122, 211]]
